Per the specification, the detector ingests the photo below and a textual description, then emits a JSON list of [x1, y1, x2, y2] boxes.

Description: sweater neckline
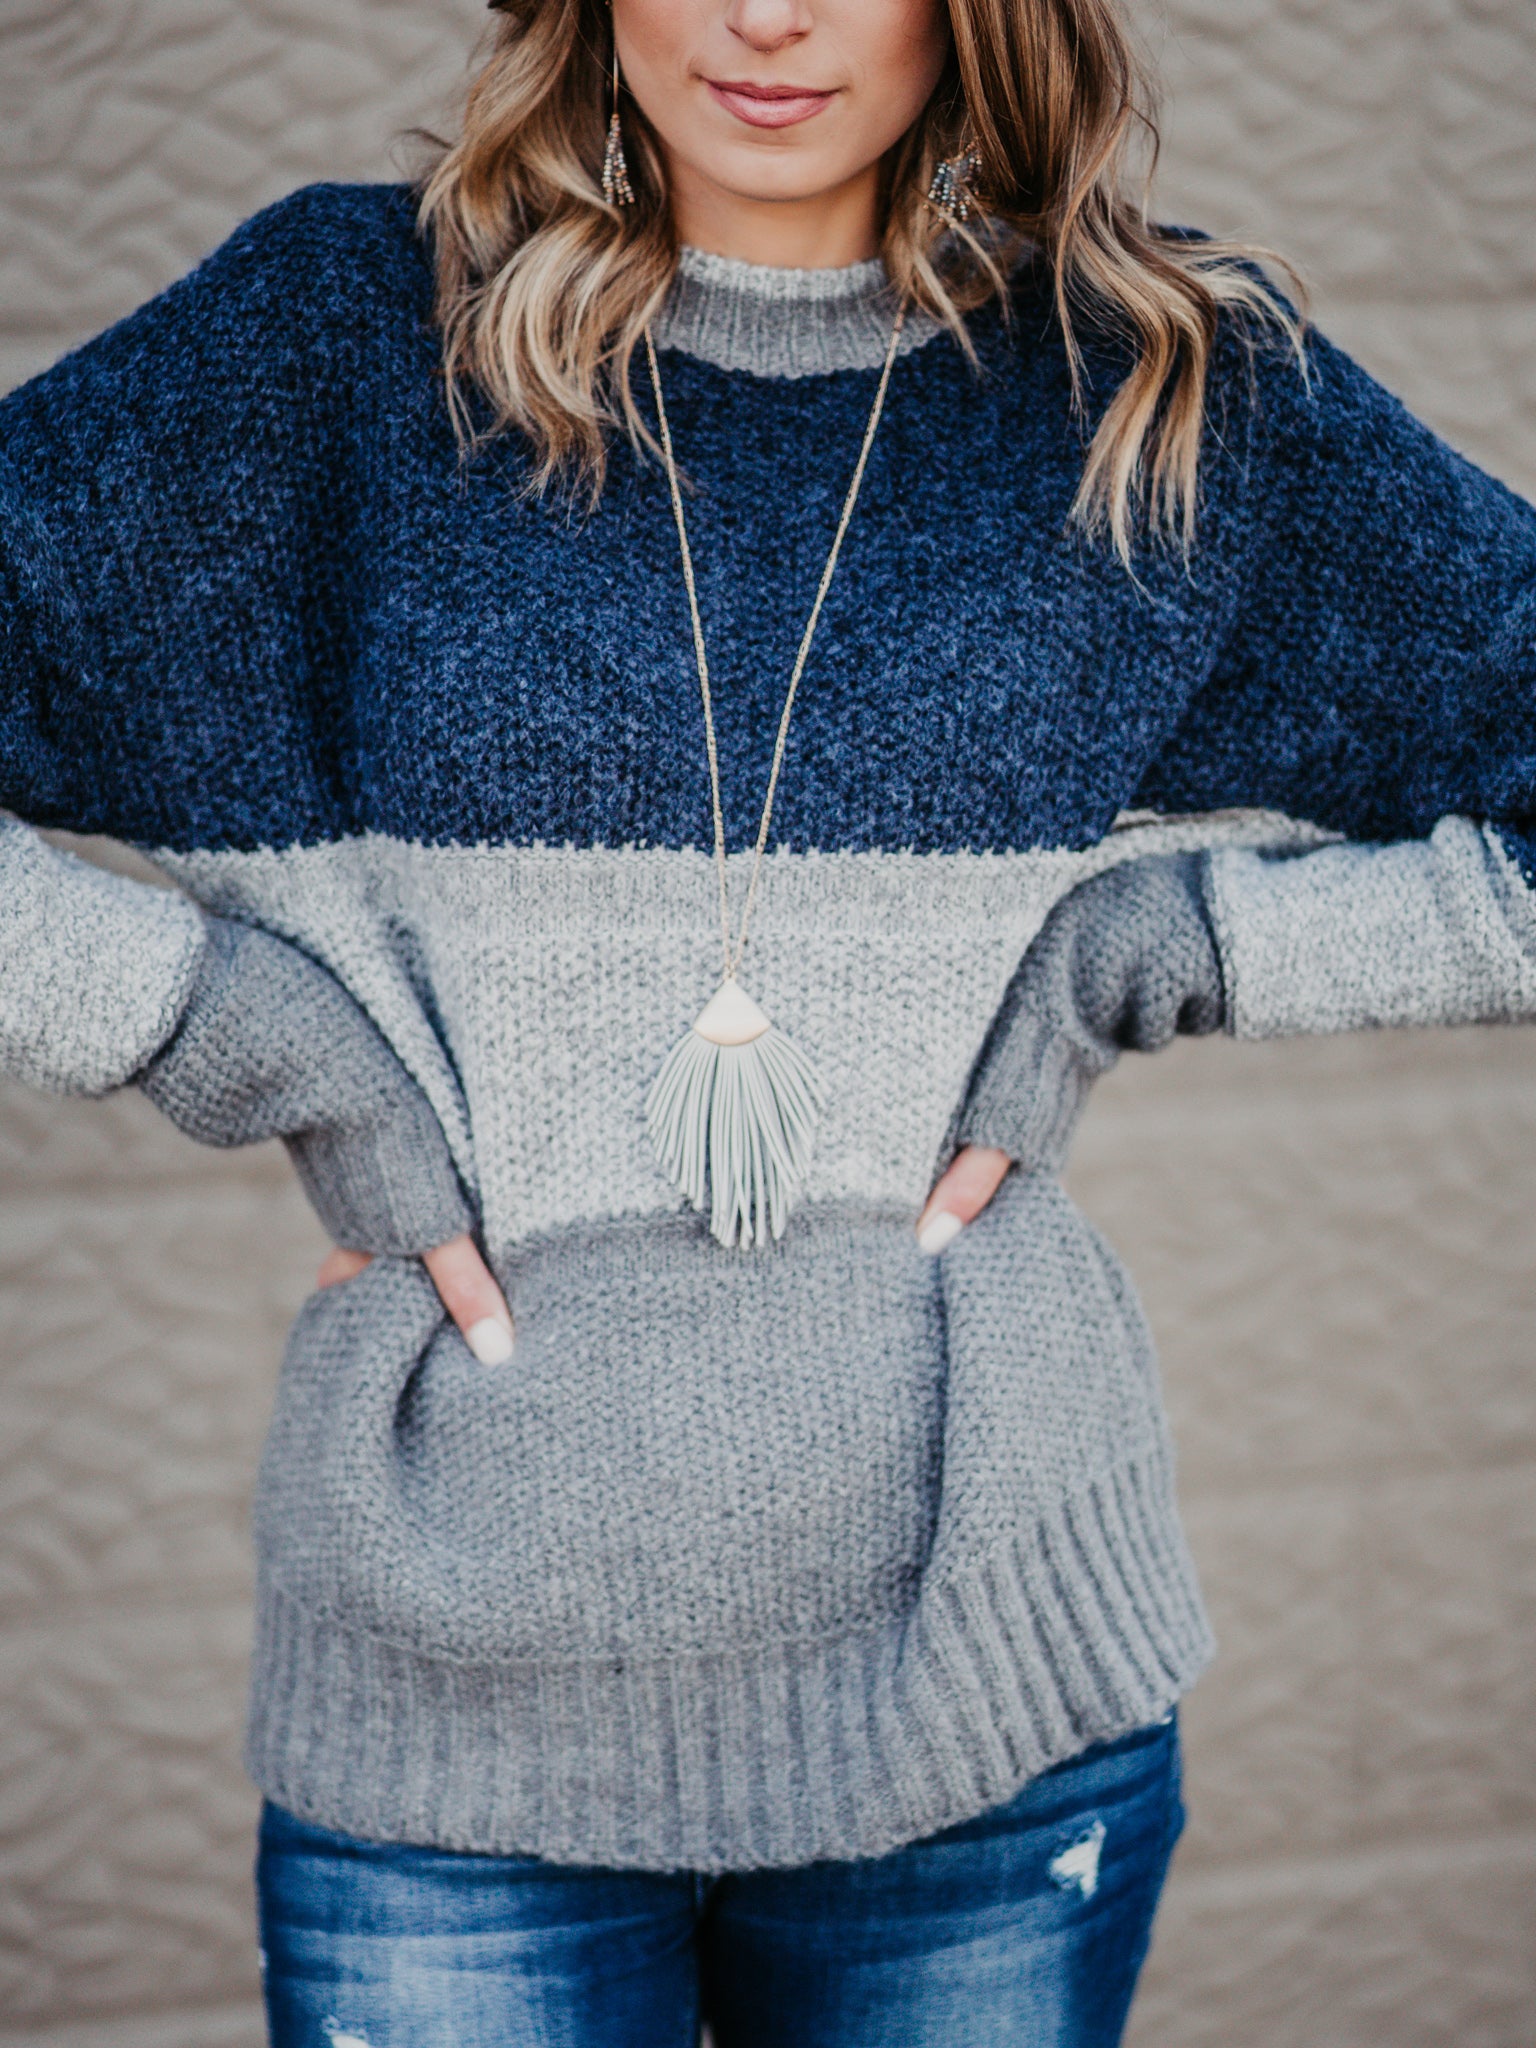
[[674, 244, 891, 301], [652, 242, 947, 380]]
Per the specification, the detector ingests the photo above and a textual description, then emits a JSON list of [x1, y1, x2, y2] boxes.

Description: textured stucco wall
[[1, 3, 1533, 2042]]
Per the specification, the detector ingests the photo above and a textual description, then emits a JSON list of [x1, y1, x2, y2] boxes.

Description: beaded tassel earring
[[602, 40, 635, 207], [927, 136, 983, 225]]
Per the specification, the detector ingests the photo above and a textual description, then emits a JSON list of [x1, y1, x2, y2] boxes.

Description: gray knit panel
[[243, 1170, 1212, 1870], [1207, 814, 1536, 1037], [155, 811, 1327, 1263], [139, 916, 473, 1256], [0, 813, 205, 1096], [253, 1201, 946, 1659], [653, 245, 946, 378], [955, 851, 1225, 1169]]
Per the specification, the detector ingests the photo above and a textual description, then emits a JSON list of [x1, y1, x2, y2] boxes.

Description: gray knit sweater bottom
[[245, 1174, 1211, 1872]]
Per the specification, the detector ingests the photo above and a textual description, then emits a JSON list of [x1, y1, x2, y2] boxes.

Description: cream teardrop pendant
[[641, 305, 906, 1249], [644, 978, 824, 1251]]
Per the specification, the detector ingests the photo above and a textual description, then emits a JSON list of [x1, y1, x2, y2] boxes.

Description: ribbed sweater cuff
[[139, 916, 474, 1256]]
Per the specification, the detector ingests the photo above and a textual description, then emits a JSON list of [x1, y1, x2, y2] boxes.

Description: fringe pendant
[[644, 978, 823, 1250]]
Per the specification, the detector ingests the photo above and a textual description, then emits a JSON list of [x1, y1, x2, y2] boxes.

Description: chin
[[692, 146, 854, 211]]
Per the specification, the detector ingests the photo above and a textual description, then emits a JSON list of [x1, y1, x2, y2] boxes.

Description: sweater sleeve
[[0, 187, 475, 1255], [0, 812, 474, 1254], [0, 815, 207, 1095], [0, 187, 366, 1095], [0, 183, 384, 850], [1134, 305, 1536, 1039], [0, 438, 211, 1094]]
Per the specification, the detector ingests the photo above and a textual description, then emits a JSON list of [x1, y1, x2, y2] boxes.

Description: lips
[[706, 79, 837, 129]]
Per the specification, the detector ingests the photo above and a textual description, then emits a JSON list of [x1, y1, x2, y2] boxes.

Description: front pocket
[[253, 1200, 950, 1663], [926, 1166, 1170, 1580]]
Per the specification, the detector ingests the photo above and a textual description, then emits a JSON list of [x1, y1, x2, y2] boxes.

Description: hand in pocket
[[318, 1234, 514, 1364], [915, 853, 1226, 1254], [137, 914, 515, 1358]]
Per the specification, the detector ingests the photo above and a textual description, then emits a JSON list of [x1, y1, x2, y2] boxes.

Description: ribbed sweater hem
[[243, 1439, 1215, 1872]]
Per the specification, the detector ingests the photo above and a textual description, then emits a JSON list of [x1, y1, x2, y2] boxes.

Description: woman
[[2, 0, 1533, 2040]]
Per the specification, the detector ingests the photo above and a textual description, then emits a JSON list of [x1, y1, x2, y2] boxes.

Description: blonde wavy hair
[[416, 0, 1309, 565]]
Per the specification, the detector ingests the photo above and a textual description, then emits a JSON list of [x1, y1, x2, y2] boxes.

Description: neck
[[664, 158, 882, 268]]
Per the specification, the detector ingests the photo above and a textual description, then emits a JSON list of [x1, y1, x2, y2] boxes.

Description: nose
[[722, 0, 814, 56]]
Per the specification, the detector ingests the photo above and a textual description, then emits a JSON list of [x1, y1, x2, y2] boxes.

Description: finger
[[423, 1233, 516, 1364], [318, 1246, 372, 1289], [915, 1145, 1012, 1253]]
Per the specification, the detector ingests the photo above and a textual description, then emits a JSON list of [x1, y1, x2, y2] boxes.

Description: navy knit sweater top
[[2, 180, 1535, 1871]]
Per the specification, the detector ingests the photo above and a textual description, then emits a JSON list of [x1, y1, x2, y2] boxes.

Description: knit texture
[[139, 916, 473, 1256], [246, 1170, 1210, 1868], [956, 852, 1225, 1171], [0, 815, 204, 1096], [2, 182, 1535, 1869], [652, 242, 947, 376], [1208, 815, 1536, 1037]]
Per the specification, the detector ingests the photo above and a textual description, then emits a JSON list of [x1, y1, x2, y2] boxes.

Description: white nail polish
[[466, 1316, 515, 1365], [917, 1210, 964, 1256]]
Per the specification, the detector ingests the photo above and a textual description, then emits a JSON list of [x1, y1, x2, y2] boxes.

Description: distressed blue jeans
[[257, 1711, 1183, 2048]]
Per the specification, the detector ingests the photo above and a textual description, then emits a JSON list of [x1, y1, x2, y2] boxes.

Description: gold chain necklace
[[641, 304, 907, 1250]]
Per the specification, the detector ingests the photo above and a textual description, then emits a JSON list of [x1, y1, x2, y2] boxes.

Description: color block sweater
[[3, 182, 1536, 1872]]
